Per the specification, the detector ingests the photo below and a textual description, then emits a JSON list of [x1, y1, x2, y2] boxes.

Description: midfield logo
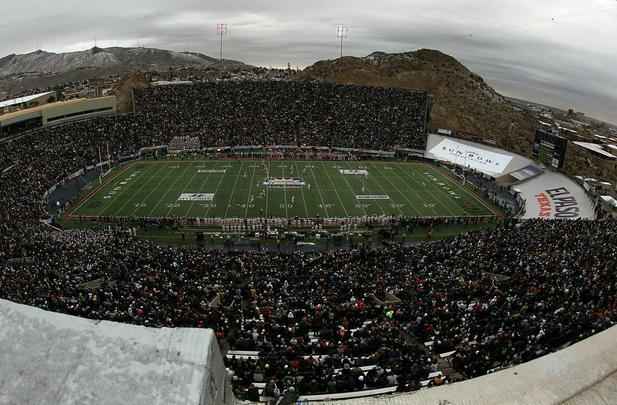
[[178, 193, 215, 201]]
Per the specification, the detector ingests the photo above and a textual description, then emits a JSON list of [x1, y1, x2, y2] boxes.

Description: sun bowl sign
[[428, 138, 513, 175]]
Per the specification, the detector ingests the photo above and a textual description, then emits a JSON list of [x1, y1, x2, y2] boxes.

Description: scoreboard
[[533, 128, 568, 169]]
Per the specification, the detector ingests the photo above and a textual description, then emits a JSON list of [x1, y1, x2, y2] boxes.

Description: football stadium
[[1, 11, 617, 405], [51, 82, 501, 242]]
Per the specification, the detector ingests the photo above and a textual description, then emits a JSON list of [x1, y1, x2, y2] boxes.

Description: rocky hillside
[[297, 49, 536, 155], [0, 47, 244, 77]]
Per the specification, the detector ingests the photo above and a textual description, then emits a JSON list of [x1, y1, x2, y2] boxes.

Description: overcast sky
[[1, 0, 616, 123]]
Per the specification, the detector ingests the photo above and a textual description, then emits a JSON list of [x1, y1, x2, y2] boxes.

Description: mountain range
[[0, 47, 243, 77]]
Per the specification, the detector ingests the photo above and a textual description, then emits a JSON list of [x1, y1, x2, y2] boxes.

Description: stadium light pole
[[336, 24, 348, 58], [217, 24, 228, 65]]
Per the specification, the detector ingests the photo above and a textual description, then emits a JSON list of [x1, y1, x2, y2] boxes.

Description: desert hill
[[297, 49, 537, 155]]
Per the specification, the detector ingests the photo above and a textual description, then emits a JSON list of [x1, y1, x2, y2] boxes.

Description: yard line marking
[[321, 162, 349, 217], [181, 163, 216, 218], [282, 166, 289, 218], [70, 164, 132, 218], [309, 163, 330, 218], [108, 164, 167, 217], [389, 164, 437, 217], [204, 163, 230, 218], [422, 167, 462, 217], [372, 163, 422, 217], [223, 161, 245, 218], [322, 160, 353, 217], [293, 161, 310, 217], [264, 160, 270, 218], [145, 164, 193, 217], [392, 164, 448, 217], [434, 166, 497, 217], [368, 162, 405, 216], [244, 163, 257, 218], [349, 161, 386, 216]]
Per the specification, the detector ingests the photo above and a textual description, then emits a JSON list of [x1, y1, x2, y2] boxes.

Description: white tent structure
[[424, 134, 535, 177], [0, 299, 231, 405]]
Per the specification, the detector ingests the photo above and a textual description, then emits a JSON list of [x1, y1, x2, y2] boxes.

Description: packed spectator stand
[[1, 80, 616, 402], [135, 81, 431, 150], [168, 135, 202, 152]]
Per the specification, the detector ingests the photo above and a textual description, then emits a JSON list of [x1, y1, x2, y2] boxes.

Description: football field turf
[[70, 160, 496, 220]]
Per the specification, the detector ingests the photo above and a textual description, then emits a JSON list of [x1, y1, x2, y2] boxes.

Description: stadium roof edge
[[0, 96, 117, 125], [0, 91, 55, 109], [572, 141, 617, 159]]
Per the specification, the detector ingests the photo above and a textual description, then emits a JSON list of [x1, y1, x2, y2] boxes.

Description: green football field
[[69, 160, 496, 220]]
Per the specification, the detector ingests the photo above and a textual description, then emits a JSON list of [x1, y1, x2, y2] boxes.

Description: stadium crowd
[[135, 81, 430, 150], [1, 81, 616, 400], [1, 220, 616, 398]]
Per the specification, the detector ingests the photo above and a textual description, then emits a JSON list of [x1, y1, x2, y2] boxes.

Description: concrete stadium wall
[[0, 108, 41, 127], [0, 299, 231, 405]]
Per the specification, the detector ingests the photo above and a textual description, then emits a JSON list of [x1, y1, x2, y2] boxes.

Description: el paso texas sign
[[517, 171, 595, 220], [535, 187, 581, 219]]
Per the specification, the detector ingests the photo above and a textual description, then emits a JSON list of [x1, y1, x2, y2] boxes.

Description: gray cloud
[[1, 0, 616, 123]]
